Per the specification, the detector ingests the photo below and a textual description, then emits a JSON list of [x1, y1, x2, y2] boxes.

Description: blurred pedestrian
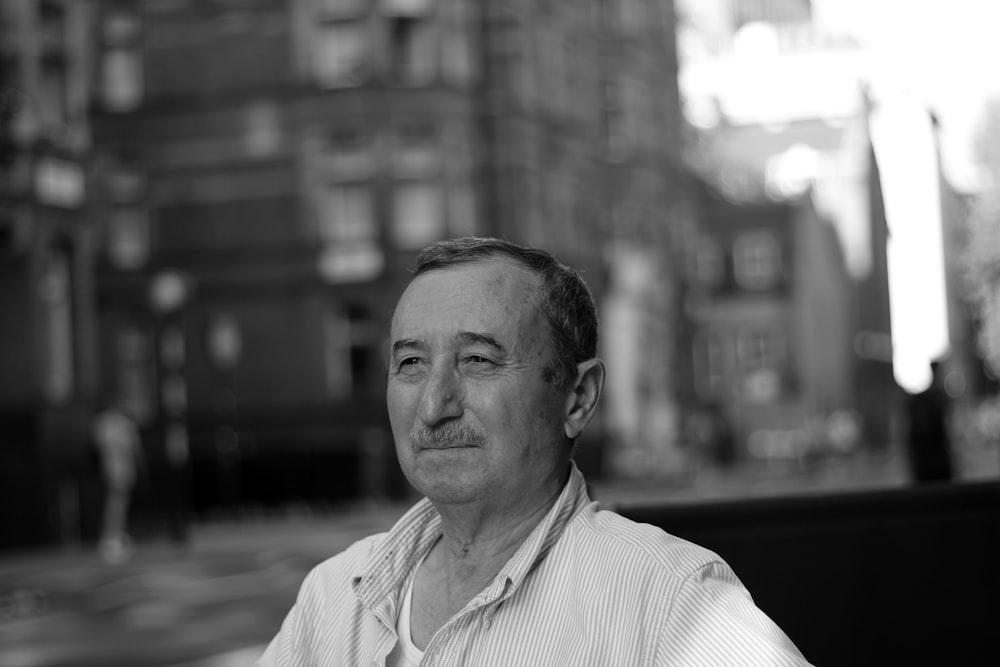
[[162, 421, 192, 546], [904, 360, 955, 484], [92, 400, 145, 563], [258, 238, 811, 666]]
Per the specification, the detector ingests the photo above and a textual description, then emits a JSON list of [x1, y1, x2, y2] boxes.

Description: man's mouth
[[420, 442, 475, 450]]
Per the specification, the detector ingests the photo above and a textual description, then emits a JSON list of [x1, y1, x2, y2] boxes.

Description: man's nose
[[417, 364, 464, 426]]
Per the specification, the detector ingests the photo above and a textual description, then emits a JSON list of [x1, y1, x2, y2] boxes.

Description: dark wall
[[0, 258, 34, 404], [0, 410, 47, 549], [617, 482, 1000, 667]]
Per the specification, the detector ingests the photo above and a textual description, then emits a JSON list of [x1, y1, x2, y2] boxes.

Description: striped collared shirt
[[257, 464, 812, 666]]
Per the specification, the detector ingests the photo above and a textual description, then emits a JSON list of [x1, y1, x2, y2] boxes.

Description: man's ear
[[564, 358, 605, 440]]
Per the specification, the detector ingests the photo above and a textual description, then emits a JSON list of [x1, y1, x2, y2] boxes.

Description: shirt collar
[[352, 462, 591, 620]]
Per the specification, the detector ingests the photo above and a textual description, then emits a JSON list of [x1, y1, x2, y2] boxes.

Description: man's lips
[[419, 442, 477, 450]]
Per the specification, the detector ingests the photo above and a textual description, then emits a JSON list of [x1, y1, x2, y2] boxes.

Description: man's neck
[[430, 471, 567, 576], [408, 469, 570, 650]]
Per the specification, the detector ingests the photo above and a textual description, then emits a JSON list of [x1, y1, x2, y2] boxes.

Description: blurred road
[[0, 502, 405, 667], [1, 446, 995, 667]]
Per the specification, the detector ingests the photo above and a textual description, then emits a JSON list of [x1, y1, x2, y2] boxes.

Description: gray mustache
[[411, 424, 487, 449]]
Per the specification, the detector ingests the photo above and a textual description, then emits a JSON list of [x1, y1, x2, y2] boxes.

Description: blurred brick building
[[674, 0, 897, 459], [0, 0, 97, 548], [678, 181, 859, 464], [78, 0, 688, 522]]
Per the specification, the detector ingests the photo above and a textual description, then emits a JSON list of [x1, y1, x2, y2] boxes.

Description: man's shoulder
[[301, 532, 387, 589], [566, 502, 723, 579]]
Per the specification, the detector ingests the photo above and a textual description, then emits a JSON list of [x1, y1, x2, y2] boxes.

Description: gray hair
[[411, 237, 599, 390]]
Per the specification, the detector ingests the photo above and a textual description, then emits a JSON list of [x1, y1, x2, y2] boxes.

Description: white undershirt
[[386, 555, 427, 667]]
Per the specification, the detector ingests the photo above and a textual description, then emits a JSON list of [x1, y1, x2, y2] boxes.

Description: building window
[[38, 1, 66, 51], [570, 177, 597, 255], [447, 180, 478, 237], [383, 0, 436, 85], [594, 0, 620, 33], [315, 0, 369, 19], [41, 249, 73, 403], [737, 328, 785, 403], [317, 244, 384, 282], [99, 8, 143, 111], [39, 60, 68, 129], [619, 0, 647, 34], [391, 125, 438, 176], [107, 208, 149, 269], [625, 77, 649, 145], [324, 302, 380, 398], [320, 129, 377, 179], [315, 181, 383, 282], [37, 1, 68, 127], [313, 20, 371, 87], [737, 328, 784, 370], [317, 182, 375, 244], [323, 308, 351, 399], [492, 20, 532, 109], [347, 303, 378, 394], [691, 236, 725, 289], [596, 0, 646, 34], [206, 313, 243, 372], [603, 79, 633, 159], [391, 181, 443, 249], [103, 152, 147, 268], [541, 171, 574, 253], [693, 331, 726, 400], [537, 31, 569, 115], [380, 0, 433, 11], [243, 101, 282, 158], [604, 77, 647, 159], [441, 0, 474, 85], [103, 153, 145, 202], [115, 323, 153, 423], [0, 205, 30, 254], [733, 230, 781, 290], [312, 134, 383, 282]]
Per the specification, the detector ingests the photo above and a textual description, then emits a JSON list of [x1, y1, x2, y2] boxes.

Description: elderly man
[[258, 237, 811, 666]]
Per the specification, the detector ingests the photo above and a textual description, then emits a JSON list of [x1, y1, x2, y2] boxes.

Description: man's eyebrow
[[458, 331, 506, 354], [391, 338, 424, 355]]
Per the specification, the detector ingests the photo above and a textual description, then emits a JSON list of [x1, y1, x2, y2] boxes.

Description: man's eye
[[396, 357, 424, 373], [464, 355, 495, 367]]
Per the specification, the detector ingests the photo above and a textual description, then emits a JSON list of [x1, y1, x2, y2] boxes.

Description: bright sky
[[816, 0, 1000, 190], [678, 0, 1000, 392], [817, 0, 1000, 392]]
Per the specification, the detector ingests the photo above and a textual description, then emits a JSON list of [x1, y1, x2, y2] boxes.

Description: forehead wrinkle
[[391, 259, 545, 357]]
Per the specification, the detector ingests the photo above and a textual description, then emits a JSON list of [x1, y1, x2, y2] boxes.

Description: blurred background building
[[675, 0, 897, 463], [2, 0, 691, 547], [1, 0, 96, 547], [1, 0, 996, 551]]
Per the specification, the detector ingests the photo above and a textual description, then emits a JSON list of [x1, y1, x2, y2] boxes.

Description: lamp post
[[148, 270, 191, 543]]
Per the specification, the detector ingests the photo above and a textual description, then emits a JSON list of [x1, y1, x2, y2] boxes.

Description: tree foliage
[[963, 96, 1000, 377]]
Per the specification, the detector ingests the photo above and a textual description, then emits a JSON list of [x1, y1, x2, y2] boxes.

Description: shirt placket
[[420, 580, 512, 667], [368, 598, 399, 667]]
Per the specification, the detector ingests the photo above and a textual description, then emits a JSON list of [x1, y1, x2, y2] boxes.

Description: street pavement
[[1, 446, 995, 667], [0, 503, 408, 667]]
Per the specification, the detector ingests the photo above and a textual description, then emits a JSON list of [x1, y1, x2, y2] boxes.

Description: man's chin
[[407, 468, 485, 505]]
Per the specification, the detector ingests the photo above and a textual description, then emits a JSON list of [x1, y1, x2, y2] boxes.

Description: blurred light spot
[[765, 143, 820, 199]]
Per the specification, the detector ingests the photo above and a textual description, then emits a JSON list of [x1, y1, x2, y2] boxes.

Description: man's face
[[386, 258, 572, 507]]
